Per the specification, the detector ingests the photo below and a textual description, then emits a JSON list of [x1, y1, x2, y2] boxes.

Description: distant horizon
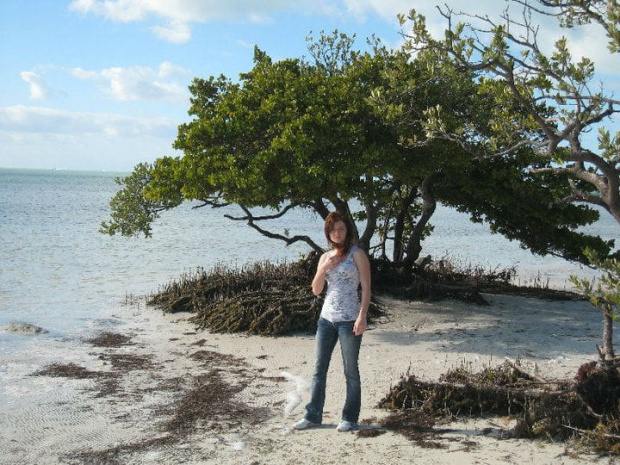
[[0, 165, 132, 174], [1, 167, 617, 233]]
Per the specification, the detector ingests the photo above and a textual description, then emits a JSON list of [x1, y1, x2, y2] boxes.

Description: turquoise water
[[0, 168, 615, 355]]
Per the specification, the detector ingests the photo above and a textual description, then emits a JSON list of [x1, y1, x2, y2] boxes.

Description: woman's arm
[[311, 252, 331, 296], [353, 248, 371, 336]]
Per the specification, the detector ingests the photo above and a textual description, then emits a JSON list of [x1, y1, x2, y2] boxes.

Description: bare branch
[[402, 2, 620, 224], [191, 198, 231, 210], [225, 205, 323, 253]]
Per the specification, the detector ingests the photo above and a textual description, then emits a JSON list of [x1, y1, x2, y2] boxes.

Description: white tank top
[[320, 246, 360, 322]]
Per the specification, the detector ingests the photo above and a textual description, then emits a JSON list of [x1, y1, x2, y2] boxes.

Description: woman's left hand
[[353, 316, 367, 336]]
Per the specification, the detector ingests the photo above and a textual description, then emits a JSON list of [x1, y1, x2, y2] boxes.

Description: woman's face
[[329, 220, 347, 248]]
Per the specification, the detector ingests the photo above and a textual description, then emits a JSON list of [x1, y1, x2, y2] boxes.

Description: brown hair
[[324, 211, 356, 257]]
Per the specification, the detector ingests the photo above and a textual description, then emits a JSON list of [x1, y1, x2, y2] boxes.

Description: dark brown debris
[[31, 362, 104, 379], [87, 332, 134, 348], [378, 361, 620, 456], [34, 330, 279, 464]]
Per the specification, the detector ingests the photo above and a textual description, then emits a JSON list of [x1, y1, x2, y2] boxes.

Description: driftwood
[[504, 359, 545, 383], [378, 360, 620, 455], [148, 255, 574, 337]]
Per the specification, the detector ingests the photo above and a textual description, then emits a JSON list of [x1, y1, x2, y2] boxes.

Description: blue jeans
[[304, 317, 362, 424]]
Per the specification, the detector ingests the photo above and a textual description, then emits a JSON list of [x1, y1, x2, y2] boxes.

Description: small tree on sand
[[571, 249, 620, 367]]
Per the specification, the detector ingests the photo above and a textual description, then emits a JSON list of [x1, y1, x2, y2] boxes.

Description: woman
[[293, 211, 371, 432]]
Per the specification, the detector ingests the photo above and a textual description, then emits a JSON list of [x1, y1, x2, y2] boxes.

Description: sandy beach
[[1, 292, 618, 464]]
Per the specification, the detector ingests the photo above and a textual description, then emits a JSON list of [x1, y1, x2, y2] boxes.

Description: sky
[[1, 0, 619, 172]]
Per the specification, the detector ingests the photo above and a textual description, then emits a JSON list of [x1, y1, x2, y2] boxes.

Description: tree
[[571, 249, 620, 365], [515, 0, 620, 53], [122, 35, 411, 254], [397, 0, 620, 239], [101, 32, 611, 267], [369, 26, 614, 263]]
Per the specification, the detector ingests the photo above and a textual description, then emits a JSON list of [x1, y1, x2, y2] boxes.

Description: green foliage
[[437, 156, 613, 261], [398, 3, 620, 234], [370, 22, 612, 262], [103, 32, 452, 261], [171, 39, 389, 209], [102, 31, 610, 267], [99, 163, 181, 238], [571, 248, 620, 323]]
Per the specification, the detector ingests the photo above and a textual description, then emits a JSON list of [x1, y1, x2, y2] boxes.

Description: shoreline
[[1, 292, 617, 464]]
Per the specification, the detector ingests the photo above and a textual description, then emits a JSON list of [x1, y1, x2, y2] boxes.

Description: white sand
[[1, 293, 616, 464]]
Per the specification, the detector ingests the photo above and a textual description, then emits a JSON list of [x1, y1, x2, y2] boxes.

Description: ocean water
[[0, 168, 616, 358]]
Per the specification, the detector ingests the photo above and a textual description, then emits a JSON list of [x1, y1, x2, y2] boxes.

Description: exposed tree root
[[378, 361, 620, 455], [147, 257, 505, 336]]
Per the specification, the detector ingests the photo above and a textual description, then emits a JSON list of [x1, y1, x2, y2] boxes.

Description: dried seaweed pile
[[148, 253, 573, 336], [371, 258, 508, 305], [148, 258, 383, 336], [378, 360, 620, 455], [372, 257, 578, 302]]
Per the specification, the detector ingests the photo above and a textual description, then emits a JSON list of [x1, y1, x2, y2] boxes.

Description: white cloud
[[236, 39, 255, 49], [158, 61, 188, 78], [0, 105, 180, 170], [20, 71, 49, 100], [340, 0, 520, 36], [71, 63, 189, 103], [151, 20, 191, 43], [69, 0, 148, 22], [68, 0, 298, 43], [342, 0, 412, 22], [0, 105, 176, 137]]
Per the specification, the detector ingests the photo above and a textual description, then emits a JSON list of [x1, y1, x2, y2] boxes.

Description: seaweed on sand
[[378, 360, 620, 455], [147, 254, 525, 336], [37, 334, 273, 464], [148, 258, 384, 336]]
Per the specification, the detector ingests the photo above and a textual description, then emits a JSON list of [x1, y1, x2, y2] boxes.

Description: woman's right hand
[[320, 252, 343, 274], [312, 252, 339, 295]]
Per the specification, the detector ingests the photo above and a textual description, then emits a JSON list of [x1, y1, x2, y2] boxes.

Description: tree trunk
[[392, 201, 406, 262], [359, 202, 378, 253], [391, 188, 418, 262], [602, 305, 616, 362], [403, 175, 437, 265]]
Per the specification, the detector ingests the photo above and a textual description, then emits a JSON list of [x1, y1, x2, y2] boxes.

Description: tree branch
[[225, 205, 323, 253]]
